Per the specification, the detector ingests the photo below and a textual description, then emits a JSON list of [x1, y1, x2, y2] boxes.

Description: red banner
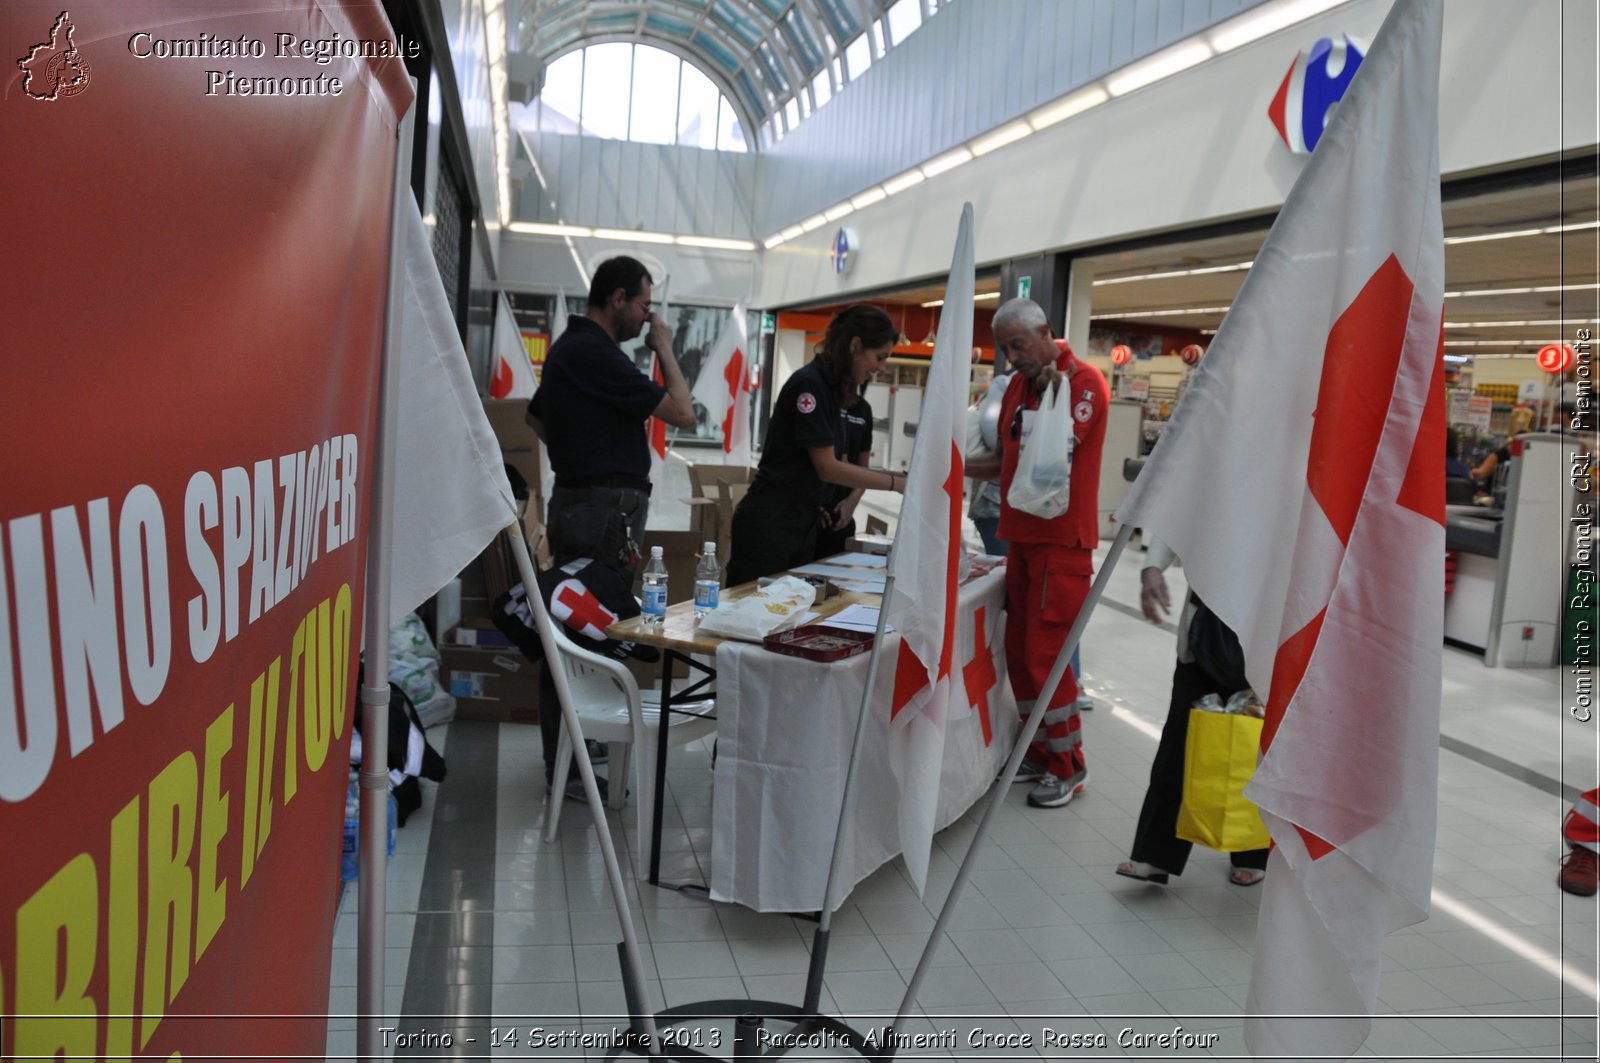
[[1, 2, 413, 1058]]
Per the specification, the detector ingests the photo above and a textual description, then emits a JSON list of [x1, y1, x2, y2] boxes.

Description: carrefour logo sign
[[1268, 34, 1367, 154]]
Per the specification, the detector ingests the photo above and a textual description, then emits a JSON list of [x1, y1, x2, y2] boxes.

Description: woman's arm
[[808, 446, 904, 493]]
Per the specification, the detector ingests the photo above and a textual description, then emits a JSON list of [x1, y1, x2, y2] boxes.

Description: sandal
[[1115, 861, 1170, 885], [1229, 867, 1266, 887]]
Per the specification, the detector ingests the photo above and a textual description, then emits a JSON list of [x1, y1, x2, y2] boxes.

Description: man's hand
[[642, 311, 672, 353], [643, 312, 673, 355], [830, 495, 859, 530], [1139, 567, 1170, 622]]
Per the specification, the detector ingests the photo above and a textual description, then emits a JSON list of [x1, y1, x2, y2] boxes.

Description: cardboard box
[[682, 462, 754, 560], [440, 619, 540, 723], [482, 398, 545, 526]]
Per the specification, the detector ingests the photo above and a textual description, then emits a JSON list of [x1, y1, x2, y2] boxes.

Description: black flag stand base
[[607, 991, 877, 1061]]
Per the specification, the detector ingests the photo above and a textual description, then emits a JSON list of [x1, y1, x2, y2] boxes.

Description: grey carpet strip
[[396, 719, 500, 1053], [1439, 733, 1580, 803]]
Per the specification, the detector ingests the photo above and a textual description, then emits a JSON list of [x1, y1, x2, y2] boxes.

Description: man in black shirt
[[528, 256, 696, 575], [527, 256, 695, 798]]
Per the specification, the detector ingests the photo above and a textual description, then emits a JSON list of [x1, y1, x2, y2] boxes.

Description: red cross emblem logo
[[962, 606, 997, 746], [797, 392, 817, 414], [553, 580, 617, 640]]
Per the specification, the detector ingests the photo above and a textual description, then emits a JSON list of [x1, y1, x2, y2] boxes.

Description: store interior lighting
[[1096, 260, 1255, 285], [1106, 39, 1214, 97], [1027, 86, 1108, 130], [1208, 0, 1350, 53], [920, 147, 972, 178], [1444, 218, 1600, 244], [970, 120, 1032, 157]]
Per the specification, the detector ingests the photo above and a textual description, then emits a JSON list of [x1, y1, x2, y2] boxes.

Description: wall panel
[[754, 0, 1259, 234]]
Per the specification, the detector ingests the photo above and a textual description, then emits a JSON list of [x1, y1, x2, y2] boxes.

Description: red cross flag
[[489, 293, 536, 400], [1115, 3, 1444, 1055], [647, 352, 669, 484], [691, 301, 753, 466], [390, 199, 516, 626], [883, 203, 973, 893]]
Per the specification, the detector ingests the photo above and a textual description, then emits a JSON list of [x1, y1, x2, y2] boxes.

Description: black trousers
[[540, 484, 649, 783], [1129, 658, 1269, 875]]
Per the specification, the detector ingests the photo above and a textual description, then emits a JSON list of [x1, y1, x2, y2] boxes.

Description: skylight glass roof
[[516, 0, 919, 139]]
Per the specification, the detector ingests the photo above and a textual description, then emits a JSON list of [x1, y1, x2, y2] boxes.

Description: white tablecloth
[[710, 569, 1018, 912]]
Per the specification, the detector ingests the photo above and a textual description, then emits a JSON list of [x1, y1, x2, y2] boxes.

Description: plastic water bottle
[[694, 541, 721, 620], [642, 546, 668, 628]]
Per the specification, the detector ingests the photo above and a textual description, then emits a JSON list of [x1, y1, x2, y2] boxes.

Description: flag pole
[[879, 522, 1135, 1056], [503, 522, 665, 1061], [356, 77, 417, 1059], [801, 570, 897, 1013]]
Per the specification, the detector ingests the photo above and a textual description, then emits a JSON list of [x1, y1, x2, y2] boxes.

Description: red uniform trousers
[[1564, 789, 1600, 853], [1004, 541, 1091, 784]]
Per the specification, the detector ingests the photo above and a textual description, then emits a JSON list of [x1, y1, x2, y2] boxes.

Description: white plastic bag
[[1005, 383, 1074, 519], [696, 576, 816, 642]]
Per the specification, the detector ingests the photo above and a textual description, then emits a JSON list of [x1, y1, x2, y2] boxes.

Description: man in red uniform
[[970, 299, 1108, 808], [1560, 788, 1599, 896]]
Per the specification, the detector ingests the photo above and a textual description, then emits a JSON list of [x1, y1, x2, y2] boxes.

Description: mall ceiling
[[834, 170, 1597, 362], [514, 0, 896, 129]]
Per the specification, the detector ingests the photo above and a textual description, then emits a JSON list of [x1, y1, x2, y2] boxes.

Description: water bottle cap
[[650, 545, 663, 557], [702, 542, 716, 554]]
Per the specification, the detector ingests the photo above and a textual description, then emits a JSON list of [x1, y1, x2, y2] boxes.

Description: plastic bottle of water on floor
[[642, 546, 668, 628], [694, 541, 721, 621]]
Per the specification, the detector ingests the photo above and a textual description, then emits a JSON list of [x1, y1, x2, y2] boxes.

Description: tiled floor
[[328, 530, 1600, 1060]]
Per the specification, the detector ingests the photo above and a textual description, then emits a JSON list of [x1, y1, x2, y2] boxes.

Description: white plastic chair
[[541, 625, 717, 871]]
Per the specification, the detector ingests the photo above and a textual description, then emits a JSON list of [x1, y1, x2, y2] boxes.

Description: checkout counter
[[1445, 432, 1585, 667]]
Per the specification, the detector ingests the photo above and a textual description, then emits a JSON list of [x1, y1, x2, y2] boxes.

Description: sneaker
[[1027, 771, 1088, 808], [586, 740, 609, 765], [1074, 695, 1096, 712], [1559, 846, 1599, 896], [1007, 757, 1049, 783], [563, 776, 609, 804]]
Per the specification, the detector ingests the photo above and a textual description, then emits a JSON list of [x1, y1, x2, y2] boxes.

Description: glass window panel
[[716, 97, 747, 152], [629, 46, 680, 145], [784, 96, 800, 130], [678, 61, 721, 149], [539, 50, 584, 132], [886, 0, 922, 45], [580, 42, 632, 139], [871, 19, 885, 55], [844, 33, 871, 79], [811, 69, 831, 109]]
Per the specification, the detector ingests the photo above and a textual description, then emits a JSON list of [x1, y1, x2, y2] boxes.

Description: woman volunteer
[[727, 305, 904, 585]]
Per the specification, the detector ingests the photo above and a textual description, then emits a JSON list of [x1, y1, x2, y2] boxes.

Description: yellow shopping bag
[[1175, 707, 1271, 852]]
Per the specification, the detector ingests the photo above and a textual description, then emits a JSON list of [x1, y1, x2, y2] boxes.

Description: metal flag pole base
[[874, 523, 1137, 1059], [605, 1003, 878, 1062]]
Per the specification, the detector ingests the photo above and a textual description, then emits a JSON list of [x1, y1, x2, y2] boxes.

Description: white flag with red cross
[[1115, 3, 1444, 1055], [882, 203, 974, 893], [389, 198, 516, 626], [647, 353, 669, 484], [691, 302, 753, 466], [489, 293, 536, 400]]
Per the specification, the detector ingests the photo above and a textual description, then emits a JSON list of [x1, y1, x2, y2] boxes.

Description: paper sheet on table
[[817, 604, 895, 634], [819, 551, 889, 569], [789, 562, 888, 580], [831, 577, 888, 594]]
